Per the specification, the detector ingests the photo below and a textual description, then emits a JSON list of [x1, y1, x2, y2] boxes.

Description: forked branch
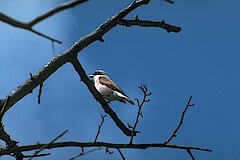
[[0, 0, 88, 43]]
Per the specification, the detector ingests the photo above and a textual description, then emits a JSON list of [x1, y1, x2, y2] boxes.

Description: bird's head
[[89, 70, 108, 78]]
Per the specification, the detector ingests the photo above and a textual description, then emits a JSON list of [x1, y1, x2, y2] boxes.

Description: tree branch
[[164, 96, 195, 144], [27, 0, 88, 27], [118, 16, 181, 33], [69, 147, 102, 160], [37, 83, 43, 104], [28, 129, 68, 160], [0, 0, 88, 43], [94, 114, 107, 142], [187, 149, 196, 160], [129, 84, 151, 144], [0, 123, 24, 160], [117, 148, 126, 160], [0, 12, 62, 44], [0, 141, 212, 157]]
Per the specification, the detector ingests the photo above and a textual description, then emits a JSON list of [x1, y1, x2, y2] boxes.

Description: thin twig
[[117, 148, 126, 160], [129, 84, 151, 144], [24, 153, 50, 158], [0, 96, 10, 121], [164, 96, 195, 144], [37, 83, 43, 104], [29, 29, 62, 44], [69, 147, 102, 160], [28, 129, 68, 160], [28, 0, 88, 26], [94, 114, 107, 142], [163, 0, 175, 4], [118, 17, 181, 33], [105, 147, 114, 154], [187, 149, 196, 160]]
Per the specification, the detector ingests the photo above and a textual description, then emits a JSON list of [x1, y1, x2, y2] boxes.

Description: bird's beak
[[88, 74, 94, 78]]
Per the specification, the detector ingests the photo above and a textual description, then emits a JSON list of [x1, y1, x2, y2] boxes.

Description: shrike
[[89, 70, 135, 105]]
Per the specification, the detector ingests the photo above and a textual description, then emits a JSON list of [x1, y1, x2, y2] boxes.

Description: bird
[[89, 70, 135, 105]]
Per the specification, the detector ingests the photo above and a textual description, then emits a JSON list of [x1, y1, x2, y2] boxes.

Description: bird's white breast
[[93, 75, 113, 96]]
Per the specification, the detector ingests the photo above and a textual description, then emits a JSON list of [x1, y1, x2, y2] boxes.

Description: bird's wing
[[99, 76, 128, 97]]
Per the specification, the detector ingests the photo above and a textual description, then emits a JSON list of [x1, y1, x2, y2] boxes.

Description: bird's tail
[[126, 98, 135, 105]]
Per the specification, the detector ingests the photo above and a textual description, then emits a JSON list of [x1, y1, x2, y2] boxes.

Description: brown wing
[[99, 76, 128, 97]]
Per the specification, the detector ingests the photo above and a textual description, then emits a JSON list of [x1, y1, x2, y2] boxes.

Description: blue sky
[[0, 0, 239, 159]]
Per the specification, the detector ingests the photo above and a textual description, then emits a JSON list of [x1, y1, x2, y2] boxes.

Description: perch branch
[[0, 141, 212, 157], [70, 57, 136, 136], [118, 16, 181, 33], [164, 96, 195, 144]]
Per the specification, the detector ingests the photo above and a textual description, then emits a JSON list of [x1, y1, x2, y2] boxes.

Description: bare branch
[[0, 12, 62, 44], [0, 141, 212, 157], [118, 17, 181, 33], [29, 29, 62, 44], [28, 129, 68, 160], [94, 114, 107, 142], [163, 0, 175, 4], [69, 147, 102, 160], [37, 83, 43, 104], [187, 149, 196, 160], [0, 0, 88, 43], [27, 0, 88, 26], [129, 84, 151, 144], [70, 57, 136, 137], [0, 123, 24, 160], [164, 96, 195, 144], [117, 148, 126, 160], [24, 153, 50, 158], [0, 123, 17, 148]]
